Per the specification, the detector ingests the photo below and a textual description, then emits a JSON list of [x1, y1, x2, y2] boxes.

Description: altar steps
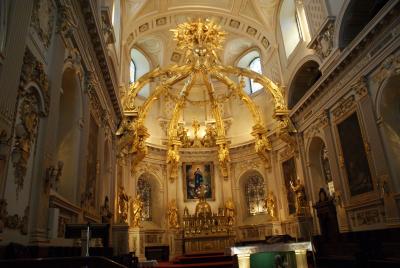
[[158, 252, 234, 268]]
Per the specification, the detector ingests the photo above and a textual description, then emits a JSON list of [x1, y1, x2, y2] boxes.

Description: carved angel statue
[[203, 124, 217, 147], [255, 134, 271, 160], [118, 186, 130, 223], [177, 124, 190, 147], [167, 144, 180, 181], [290, 178, 307, 215], [218, 143, 230, 177], [115, 116, 135, 158], [264, 191, 277, 218], [224, 198, 235, 226], [191, 119, 202, 148], [167, 199, 180, 229], [130, 194, 144, 228]]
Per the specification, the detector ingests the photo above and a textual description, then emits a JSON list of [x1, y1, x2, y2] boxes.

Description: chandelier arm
[[201, 73, 226, 138], [211, 71, 264, 127], [215, 65, 288, 115], [124, 65, 192, 110], [137, 71, 192, 123], [167, 73, 196, 140]]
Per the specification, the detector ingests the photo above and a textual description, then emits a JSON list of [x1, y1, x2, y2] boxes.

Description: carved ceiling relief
[[31, 0, 55, 49]]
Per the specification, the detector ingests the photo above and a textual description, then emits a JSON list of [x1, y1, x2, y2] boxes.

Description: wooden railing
[[0, 256, 129, 268]]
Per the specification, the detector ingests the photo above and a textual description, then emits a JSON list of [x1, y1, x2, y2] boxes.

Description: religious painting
[[282, 157, 296, 215], [183, 162, 215, 201], [337, 112, 373, 196]]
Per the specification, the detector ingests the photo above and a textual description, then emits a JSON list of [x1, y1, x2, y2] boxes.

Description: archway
[[56, 68, 82, 201], [308, 137, 333, 201], [339, 0, 389, 48], [288, 60, 321, 109], [379, 74, 400, 185]]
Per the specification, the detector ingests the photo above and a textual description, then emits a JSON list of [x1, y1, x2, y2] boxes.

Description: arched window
[[137, 176, 151, 221], [279, 0, 302, 57], [248, 57, 263, 94], [237, 51, 263, 95], [130, 48, 150, 97], [245, 174, 266, 215], [129, 59, 136, 83]]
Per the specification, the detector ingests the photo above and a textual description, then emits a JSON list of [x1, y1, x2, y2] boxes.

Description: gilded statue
[[118, 186, 130, 223], [191, 119, 202, 148], [202, 123, 217, 147], [116, 116, 135, 158], [264, 191, 277, 218], [167, 143, 180, 181], [177, 124, 190, 147], [224, 198, 235, 226], [218, 143, 230, 178], [195, 184, 212, 217], [255, 133, 271, 163], [167, 199, 180, 229], [290, 179, 307, 215], [130, 194, 144, 228]]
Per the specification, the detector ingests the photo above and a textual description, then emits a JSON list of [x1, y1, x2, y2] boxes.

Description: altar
[[182, 185, 235, 253]]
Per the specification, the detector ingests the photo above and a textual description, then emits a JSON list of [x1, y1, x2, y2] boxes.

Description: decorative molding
[[372, 53, 400, 83], [308, 17, 335, 59], [353, 77, 368, 99], [332, 95, 356, 120], [79, 0, 122, 121], [85, 72, 104, 121], [0, 199, 29, 235], [56, 0, 77, 37], [303, 110, 329, 141], [31, 0, 55, 49], [292, 2, 400, 117], [19, 49, 50, 115], [11, 93, 40, 196]]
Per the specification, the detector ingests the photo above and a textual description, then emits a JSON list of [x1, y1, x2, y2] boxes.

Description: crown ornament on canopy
[[119, 19, 296, 181], [171, 19, 226, 68]]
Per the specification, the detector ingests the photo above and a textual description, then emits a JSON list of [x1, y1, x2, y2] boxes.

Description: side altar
[[182, 185, 235, 254]]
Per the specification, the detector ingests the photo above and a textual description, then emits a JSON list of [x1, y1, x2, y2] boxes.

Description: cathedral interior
[[0, 0, 399, 267]]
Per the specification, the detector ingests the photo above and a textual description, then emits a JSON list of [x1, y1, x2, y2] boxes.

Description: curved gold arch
[[214, 65, 287, 113]]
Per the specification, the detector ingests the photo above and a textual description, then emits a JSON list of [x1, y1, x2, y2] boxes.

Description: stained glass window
[[245, 174, 266, 215], [137, 176, 151, 221]]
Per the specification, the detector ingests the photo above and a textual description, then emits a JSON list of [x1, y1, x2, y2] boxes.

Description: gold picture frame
[[182, 162, 215, 201]]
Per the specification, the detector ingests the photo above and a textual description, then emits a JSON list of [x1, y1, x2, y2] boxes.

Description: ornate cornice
[[79, 0, 122, 121]]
